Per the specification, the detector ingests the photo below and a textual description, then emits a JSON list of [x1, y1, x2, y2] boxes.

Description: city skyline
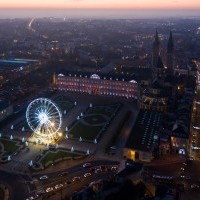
[[0, 8, 200, 199]]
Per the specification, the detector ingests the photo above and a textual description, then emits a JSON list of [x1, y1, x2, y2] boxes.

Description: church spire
[[152, 30, 161, 67], [155, 30, 160, 47], [167, 31, 174, 74], [167, 31, 174, 53]]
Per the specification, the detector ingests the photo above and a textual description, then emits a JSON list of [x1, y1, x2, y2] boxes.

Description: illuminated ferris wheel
[[26, 98, 62, 138]]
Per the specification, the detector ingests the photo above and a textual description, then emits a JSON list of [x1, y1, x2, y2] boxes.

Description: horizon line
[[1, 7, 200, 10]]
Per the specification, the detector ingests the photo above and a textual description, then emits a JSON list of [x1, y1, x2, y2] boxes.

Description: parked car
[[111, 166, 118, 171], [191, 184, 199, 189], [46, 187, 53, 193], [84, 173, 91, 178], [95, 168, 103, 173], [72, 176, 81, 182], [55, 184, 63, 190], [39, 175, 48, 180], [83, 163, 92, 168]]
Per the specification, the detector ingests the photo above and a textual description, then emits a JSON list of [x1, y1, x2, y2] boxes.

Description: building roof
[[90, 74, 100, 79], [126, 110, 162, 152], [171, 123, 189, 138], [56, 70, 139, 83]]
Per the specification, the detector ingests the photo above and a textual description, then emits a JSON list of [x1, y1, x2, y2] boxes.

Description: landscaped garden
[[87, 104, 120, 116], [32, 148, 86, 170], [40, 149, 84, 167], [68, 103, 121, 142], [0, 138, 23, 158], [68, 123, 103, 141]]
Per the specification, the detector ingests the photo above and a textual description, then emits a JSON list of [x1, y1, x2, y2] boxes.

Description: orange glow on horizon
[[1, 0, 200, 9]]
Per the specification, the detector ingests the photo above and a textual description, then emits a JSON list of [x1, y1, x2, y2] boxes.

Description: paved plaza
[[0, 91, 138, 174]]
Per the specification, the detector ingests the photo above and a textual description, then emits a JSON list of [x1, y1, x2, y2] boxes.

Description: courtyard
[[67, 103, 121, 142]]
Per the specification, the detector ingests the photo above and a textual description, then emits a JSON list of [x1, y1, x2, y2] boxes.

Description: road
[[22, 160, 119, 200], [145, 156, 200, 200], [0, 159, 119, 200], [47, 172, 116, 200]]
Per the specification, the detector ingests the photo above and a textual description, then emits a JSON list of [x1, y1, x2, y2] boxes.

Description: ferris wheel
[[26, 98, 62, 138]]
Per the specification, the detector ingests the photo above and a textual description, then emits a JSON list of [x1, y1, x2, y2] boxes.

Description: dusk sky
[[0, 0, 200, 19], [1, 0, 200, 9]]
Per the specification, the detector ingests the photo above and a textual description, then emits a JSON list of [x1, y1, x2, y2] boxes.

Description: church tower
[[53, 72, 56, 86], [167, 31, 174, 75], [152, 55, 165, 80], [152, 30, 161, 67]]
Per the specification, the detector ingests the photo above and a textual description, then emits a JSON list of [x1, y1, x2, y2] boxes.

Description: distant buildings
[[190, 66, 200, 160], [0, 100, 13, 122]]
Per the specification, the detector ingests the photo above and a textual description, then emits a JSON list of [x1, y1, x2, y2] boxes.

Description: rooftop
[[126, 110, 162, 152], [56, 70, 139, 83]]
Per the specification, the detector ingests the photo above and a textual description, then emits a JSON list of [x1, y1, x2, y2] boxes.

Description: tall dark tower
[[152, 30, 161, 67], [167, 31, 174, 75]]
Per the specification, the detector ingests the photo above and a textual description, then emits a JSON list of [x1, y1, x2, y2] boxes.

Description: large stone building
[[55, 72, 139, 99], [139, 32, 174, 112]]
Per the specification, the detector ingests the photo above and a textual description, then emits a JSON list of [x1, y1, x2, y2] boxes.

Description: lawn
[[68, 104, 121, 141], [14, 120, 31, 131], [83, 115, 107, 125], [0, 139, 21, 156], [87, 104, 120, 117], [68, 123, 103, 141], [40, 150, 83, 166]]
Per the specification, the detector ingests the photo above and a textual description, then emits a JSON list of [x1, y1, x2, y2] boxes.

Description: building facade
[[190, 68, 200, 160], [55, 73, 139, 99]]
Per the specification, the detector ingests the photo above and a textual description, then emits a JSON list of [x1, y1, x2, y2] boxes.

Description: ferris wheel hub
[[38, 112, 49, 124]]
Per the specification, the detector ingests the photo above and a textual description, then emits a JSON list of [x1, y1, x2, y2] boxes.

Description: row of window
[[57, 84, 137, 92], [57, 82, 136, 89], [57, 88, 138, 99], [57, 77, 137, 87], [139, 104, 168, 111]]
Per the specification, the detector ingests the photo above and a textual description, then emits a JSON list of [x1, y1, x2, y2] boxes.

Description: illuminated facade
[[139, 80, 170, 111], [55, 73, 138, 99], [139, 32, 173, 112], [190, 66, 200, 160]]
